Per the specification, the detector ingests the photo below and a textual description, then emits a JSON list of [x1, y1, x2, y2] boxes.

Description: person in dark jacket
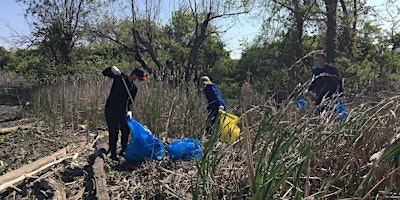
[[201, 76, 226, 134], [304, 52, 343, 111], [103, 66, 147, 161]]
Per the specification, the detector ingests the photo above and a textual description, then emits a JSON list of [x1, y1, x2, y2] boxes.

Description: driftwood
[[0, 123, 35, 135], [40, 178, 67, 200], [92, 139, 110, 200], [0, 148, 71, 193]]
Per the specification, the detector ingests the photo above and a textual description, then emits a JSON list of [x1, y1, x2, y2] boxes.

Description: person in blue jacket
[[201, 76, 226, 134], [103, 66, 147, 161], [304, 52, 343, 112]]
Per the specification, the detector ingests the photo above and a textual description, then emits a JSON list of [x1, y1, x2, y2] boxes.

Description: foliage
[[0, 0, 400, 96]]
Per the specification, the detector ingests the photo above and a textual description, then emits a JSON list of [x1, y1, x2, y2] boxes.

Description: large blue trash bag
[[294, 96, 307, 109], [335, 99, 348, 121], [166, 138, 202, 161], [124, 117, 165, 161]]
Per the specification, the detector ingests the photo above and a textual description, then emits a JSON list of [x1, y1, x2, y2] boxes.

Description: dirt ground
[[0, 117, 201, 199], [0, 75, 203, 200], [0, 95, 200, 199]]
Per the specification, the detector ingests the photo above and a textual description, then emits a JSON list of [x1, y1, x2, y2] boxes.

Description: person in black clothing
[[304, 52, 343, 112], [102, 66, 147, 161]]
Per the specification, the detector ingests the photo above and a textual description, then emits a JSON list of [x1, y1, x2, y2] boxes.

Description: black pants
[[105, 107, 130, 157], [206, 110, 219, 134]]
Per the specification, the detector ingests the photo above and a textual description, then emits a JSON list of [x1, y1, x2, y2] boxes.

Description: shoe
[[110, 155, 119, 161]]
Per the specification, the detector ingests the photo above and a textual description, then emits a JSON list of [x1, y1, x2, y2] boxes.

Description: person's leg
[[206, 110, 218, 135], [119, 116, 130, 156], [105, 108, 119, 159]]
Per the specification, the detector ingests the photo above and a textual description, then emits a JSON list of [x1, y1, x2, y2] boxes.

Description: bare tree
[[183, 0, 253, 82], [17, 0, 98, 65], [378, 0, 400, 50]]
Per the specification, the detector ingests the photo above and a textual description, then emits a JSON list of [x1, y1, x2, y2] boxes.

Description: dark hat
[[131, 68, 147, 81]]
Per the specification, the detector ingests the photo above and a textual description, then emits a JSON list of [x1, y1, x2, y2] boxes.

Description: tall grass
[[28, 75, 400, 199], [30, 75, 108, 131]]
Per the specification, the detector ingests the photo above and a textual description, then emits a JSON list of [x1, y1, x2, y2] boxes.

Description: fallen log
[[0, 154, 73, 193], [93, 156, 109, 200], [92, 139, 110, 200], [0, 123, 35, 135]]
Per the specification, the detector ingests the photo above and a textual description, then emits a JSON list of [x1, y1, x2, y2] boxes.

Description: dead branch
[[0, 154, 73, 193], [0, 148, 68, 186], [0, 123, 36, 135]]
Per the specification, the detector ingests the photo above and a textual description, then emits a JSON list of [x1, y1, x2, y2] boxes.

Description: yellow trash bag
[[219, 110, 241, 142]]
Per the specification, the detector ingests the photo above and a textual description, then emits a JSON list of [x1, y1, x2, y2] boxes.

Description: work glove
[[126, 111, 132, 118], [218, 106, 224, 110], [111, 66, 121, 76]]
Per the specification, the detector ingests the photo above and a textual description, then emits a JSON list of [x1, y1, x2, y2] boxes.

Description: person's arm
[[331, 67, 344, 94], [102, 66, 121, 78], [333, 67, 343, 81], [214, 86, 226, 108]]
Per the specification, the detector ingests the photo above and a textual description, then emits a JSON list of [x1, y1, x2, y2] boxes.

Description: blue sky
[[0, 0, 393, 59], [1, 0, 258, 59], [0, 0, 29, 46]]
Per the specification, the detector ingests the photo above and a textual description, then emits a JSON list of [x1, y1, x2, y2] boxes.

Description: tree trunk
[[185, 13, 211, 83], [293, 2, 304, 59], [135, 31, 164, 73], [131, 0, 152, 74], [339, 0, 351, 54], [325, 0, 338, 64], [352, 0, 357, 32]]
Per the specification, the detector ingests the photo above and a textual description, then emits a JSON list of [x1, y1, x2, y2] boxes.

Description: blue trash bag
[[335, 99, 348, 121], [124, 117, 165, 161], [166, 138, 202, 161], [294, 96, 307, 109]]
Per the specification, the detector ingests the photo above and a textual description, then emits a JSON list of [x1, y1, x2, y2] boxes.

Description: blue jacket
[[204, 84, 226, 111], [102, 67, 137, 113], [308, 64, 343, 106]]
